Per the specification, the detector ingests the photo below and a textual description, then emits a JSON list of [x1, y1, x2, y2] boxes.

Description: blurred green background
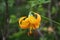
[[0, 0, 60, 40]]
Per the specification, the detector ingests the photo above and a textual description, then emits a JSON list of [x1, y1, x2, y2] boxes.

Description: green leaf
[[52, 6, 56, 14], [9, 15, 17, 24]]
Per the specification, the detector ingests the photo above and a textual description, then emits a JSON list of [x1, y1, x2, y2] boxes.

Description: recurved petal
[[19, 16, 26, 24], [35, 13, 41, 22], [33, 13, 41, 29], [19, 18, 29, 29]]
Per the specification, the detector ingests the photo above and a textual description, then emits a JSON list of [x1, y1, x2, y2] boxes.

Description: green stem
[[41, 15, 60, 26]]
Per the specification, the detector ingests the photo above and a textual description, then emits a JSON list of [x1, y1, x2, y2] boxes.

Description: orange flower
[[18, 12, 41, 35]]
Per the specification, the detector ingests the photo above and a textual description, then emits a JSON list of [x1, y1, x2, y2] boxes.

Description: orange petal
[[19, 16, 26, 24], [19, 18, 29, 29], [20, 24, 29, 29], [33, 13, 41, 29], [28, 15, 36, 24], [35, 13, 41, 23]]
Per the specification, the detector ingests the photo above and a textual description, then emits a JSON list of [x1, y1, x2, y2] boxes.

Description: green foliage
[[52, 6, 56, 14], [8, 0, 14, 7], [9, 30, 35, 40], [9, 15, 17, 24], [0, 2, 5, 13]]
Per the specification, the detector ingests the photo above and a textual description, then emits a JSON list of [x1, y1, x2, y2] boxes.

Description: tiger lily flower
[[18, 12, 41, 35]]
